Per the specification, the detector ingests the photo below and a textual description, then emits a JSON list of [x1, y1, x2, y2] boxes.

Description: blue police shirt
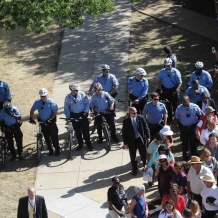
[[142, 101, 167, 124], [185, 85, 211, 104], [188, 70, 213, 89], [92, 73, 119, 92], [0, 107, 22, 126], [174, 103, 203, 126], [0, 81, 11, 102], [90, 91, 115, 113], [64, 91, 90, 117], [128, 76, 149, 100], [158, 68, 182, 89], [31, 98, 58, 121]]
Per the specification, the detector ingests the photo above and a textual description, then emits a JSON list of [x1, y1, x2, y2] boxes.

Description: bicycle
[[60, 117, 81, 160], [90, 111, 112, 151], [0, 129, 8, 168], [30, 120, 46, 163]]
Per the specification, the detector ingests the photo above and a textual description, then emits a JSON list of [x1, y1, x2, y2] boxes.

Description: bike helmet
[[3, 101, 12, 109], [93, 82, 103, 90], [158, 143, 169, 154], [39, 88, 48, 96], [69, 83, 80, 91], [102, 64, 110, 70], [136, 68, 147, 76], [164, 58, 173, 66], [195, 61, 204, 69]]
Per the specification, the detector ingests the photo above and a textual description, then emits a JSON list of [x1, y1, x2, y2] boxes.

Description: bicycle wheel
[[68, 133, 73, 160], [1, 141, 7, 168], [36, 138, 43, 163], [103, 124, 111, 151]]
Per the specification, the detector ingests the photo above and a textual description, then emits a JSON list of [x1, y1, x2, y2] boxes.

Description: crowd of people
[[2, 45, 218, 217]]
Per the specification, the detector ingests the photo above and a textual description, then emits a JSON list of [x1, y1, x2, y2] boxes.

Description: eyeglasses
[[131, 112, 137, 114], [153, 98, 159, 101], [159, 159, 166, 163], [41, 96, 46, 98], [165, 65, 171, 67]]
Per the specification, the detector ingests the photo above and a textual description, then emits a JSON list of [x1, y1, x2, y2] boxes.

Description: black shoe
[[132, 170, 138, 175], [148, 181, 153, 187], [111, 135, 120, 143], [98, 138, 103, 144], [87, 145, 95, 151], [76, 145, 83, 151], [48, 150, 53, 156], [55, 150, 60, 156], [19, 153, 25, 160], [10, 155, 17, 161]]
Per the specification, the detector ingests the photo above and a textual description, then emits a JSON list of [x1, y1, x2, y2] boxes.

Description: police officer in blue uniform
[[174, 96, 203, 161], [163, 46, 177, 68], [157, 58, 182, 122], [29, 88, 60, 156], [142, 92, 168, 141], [0, 81, 11, 109], [185, 80, 210, 104], [64, 84, 94, 151], [88, 64, 119, 98], [90, 82, 119, 144], [188, 62, 213, 92], [128, 68, 149, 114], [0, 101, 24, 160]]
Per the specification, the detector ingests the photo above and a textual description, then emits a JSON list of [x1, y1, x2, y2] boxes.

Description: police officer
[[0, 101, 24, 160], [188, 62, 213, 92], [163, 45, 177, 68], [87, 64, 119, 98], [0, 81, 11, 109], [90, 82, 119, 144], [185, 80, 210, 104], [64, 84, 94, 151], [142, 92, 168, 141], [174, 96, 203, 161], [29, 88, 60, 156], [157, 58, 182, 122], [128, 68, 148, 114]]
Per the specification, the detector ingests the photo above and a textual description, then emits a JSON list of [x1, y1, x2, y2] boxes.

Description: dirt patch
[[0, 25, 63, 217]]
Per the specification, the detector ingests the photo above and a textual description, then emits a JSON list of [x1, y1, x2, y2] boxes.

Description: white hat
[[160, 125, 173, 136], [155, 154, 172, 163], [200, 174, 216, 183]]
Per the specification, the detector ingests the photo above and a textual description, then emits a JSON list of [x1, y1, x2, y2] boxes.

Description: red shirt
[[162, 194, 186, 214]]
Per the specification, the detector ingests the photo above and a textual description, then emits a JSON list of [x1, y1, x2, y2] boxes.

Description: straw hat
[[160, 125, 173, 136], [200, 174, 216, 183], [188, 156, 202, 164], [155, 154, 172, 163], [206, 106, 215, 115]]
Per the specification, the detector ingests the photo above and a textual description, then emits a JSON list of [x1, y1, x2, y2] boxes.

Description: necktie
[[133, 118, 138, 138], [30, 201, 34, 218]]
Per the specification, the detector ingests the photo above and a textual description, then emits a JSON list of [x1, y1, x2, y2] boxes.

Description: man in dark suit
[[197, 92, 216, 114], [17, 187, 48, 218], [122, 107, 151, 175]]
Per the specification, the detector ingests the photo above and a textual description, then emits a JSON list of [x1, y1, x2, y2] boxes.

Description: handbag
[[143, 166, 153, 182]]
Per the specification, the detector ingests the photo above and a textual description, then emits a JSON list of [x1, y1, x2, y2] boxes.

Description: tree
[[0, 0, 115, 34]]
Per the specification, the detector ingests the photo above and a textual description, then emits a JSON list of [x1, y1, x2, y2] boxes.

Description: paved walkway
[[35, 0, 218, 218]]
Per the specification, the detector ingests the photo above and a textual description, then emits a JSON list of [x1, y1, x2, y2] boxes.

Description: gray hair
[[134, 183, 145, 194]]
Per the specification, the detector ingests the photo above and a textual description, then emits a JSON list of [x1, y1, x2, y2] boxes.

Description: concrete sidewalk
[[35, 0, 218, 218]]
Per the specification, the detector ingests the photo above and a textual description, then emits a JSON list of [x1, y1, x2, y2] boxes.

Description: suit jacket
[[17, 195, 48, 218], [197, 99, 217, 114], [122, 115, 150, 149]]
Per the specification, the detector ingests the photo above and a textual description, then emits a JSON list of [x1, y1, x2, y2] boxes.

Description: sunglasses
[[159, 159, 166, 163], [165, 65, 171, 67], [131, 112, 137, 114], [114, 182, 120, 185], [153, 98, 159, 101], [202, 97, 208, 99]]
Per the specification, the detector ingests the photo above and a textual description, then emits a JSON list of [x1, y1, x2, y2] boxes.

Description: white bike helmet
[[164, 58, 173, 66], [136, 68, 147, 76], [3, 101, 12, 109], [195, 62, 204, 69], [94, 82, 103, 90], [69, 83, 80, 91], [102, 65, 110, 70], [39, 88, 48, 96]]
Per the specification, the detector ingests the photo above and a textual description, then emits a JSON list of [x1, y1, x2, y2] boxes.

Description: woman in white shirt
[[200, 174, 218, 217], [158, 200, 182, 218], [200, 119, 218, 146]]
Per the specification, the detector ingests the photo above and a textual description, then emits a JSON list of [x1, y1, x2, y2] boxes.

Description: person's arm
[[17, 199, 22, 218], [146, 152, 150, 163], [138, 79, 148, 100], [163, 113, 167, 126], [88, 84, 94, 94], [41, 197, 48, 218], [187, 181, 191, 200], [145, 199, 149, 217], [129, 199, 137, 218], [154, 166, 160, 177], [110, 85, 119, 95], [174, 117, 179, 133], [142, 116, 151, 142], [157, 79, 162, 89], [108, 201, 124, 217], [30, 109, 35, 119], [176, 83, 182, 91], [200, 130, 206, 145]]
